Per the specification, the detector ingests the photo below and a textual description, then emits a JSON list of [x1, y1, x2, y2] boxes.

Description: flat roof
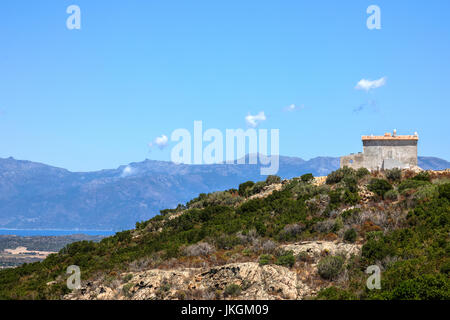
[[362, 135, 419, 141]]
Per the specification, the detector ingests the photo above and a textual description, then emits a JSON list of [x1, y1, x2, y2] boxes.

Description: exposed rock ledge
[[281, 241, 362, 260], [64, 241, 361, 300]]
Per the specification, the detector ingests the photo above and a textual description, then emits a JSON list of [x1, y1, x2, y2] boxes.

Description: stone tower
[[340, 130, 418, 171]]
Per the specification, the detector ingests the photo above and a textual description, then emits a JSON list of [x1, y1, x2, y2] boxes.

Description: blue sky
[[0, 0, 449, 171]]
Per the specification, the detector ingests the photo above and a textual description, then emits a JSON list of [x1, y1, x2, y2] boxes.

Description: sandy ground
[[3, 246, 55, 259]]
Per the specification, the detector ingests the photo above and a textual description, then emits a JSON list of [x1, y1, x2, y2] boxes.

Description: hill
[[0, 155, 448, 230], [0, 168, 448, 300]]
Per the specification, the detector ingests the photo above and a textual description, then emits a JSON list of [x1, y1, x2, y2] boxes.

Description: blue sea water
[[0, 229, 115, 236]]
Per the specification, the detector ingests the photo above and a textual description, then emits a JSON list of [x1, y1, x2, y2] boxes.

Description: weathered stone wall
[[340, 153, 365, 170], [363, 140, 418, 170]]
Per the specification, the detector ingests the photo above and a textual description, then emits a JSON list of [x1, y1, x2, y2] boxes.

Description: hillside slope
[[1, 168, 448, 300]]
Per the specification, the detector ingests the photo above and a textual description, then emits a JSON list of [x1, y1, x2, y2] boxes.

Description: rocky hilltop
[[1, 167, 449, 300]]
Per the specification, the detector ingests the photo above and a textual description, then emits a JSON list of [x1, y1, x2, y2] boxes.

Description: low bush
[[384, 189, 399, 201], [317, 255, 345, 280], [341, 208, 360, 221], [301, 173, 314, 183], [333, 217, 343, 232], [343, 228, 357, 243], [398, 179, 430, 194], [184, 242, 215, 256], [316, 286, 357, 300], [275, 251, 296, 268], [314, 219, 335, 234], [326, 167, 355, 184], [385, 168, 402, 182], [368, 179, 393, 198], [266, 175, 281, 185], [238, 181, 255, 196], [356, 167, 370, 179], [387, 274, 450, 300], [259, 254, 273, 266], [122, 283, 134, 297], [224, 284, 242, 297], [261, 240, 276, 253], [361, 234, 394, 265], [413, 185, 439, 202], [412, 171, 431, 182], [278, 223, 305, 240], [438, 183, 450, 200]]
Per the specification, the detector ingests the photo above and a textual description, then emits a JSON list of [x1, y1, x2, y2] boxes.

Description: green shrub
[[214, 235, 241, 250], [275, 251, 296, 268], [224, 284, 242, 297], [342, 189, 360, 205], [343, 228, 357, 243], [259, 254, 273, 266], [367, 179, 393, 198], [438, 183, 450, 200], [412, 171, 431, 182], [398, 179, 429, 194], [123, 274, 133, 282], [329, 189, 343, 207], [388, 274, 450, 300], [384, 189, 399, 201], [356, 167, 370, 179], [250, 181, 266, 195], [385, 168, 402, 182], [333, 217, 344, 232], [300, 173, 314, 183], [317, 255, 345, 280], [326, 167, 355, 184], [266, 175, 281, 185], [122, 283, 134, 297], [343, 176, 358, 193], [316, 286, 357, 300], [361, 235, 394, 265], [413, 184, 438, 201], [238, 181, 255, 196], [440, 260, 450, 275], [341, 208, 360, 221]]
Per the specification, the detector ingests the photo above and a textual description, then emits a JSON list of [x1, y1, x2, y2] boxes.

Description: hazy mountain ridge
[[0, 155, 448, 230]]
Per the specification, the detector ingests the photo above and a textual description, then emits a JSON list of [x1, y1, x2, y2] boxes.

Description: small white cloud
[[148, 134, 169, 150], [284, 104, 305, 112], [154, 135, 168, 148], [245, 111, 266, 127], [355, 77, 387, 91], [121, 165, 135, 177]]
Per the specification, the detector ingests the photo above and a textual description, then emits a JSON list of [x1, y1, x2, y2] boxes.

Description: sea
[[0, 229, 116, 236]]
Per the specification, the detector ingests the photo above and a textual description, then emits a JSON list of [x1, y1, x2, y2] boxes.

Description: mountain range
[[0, 155, 448, 230]]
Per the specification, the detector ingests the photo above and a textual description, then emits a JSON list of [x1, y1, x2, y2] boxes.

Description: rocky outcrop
[[281, 241, 361, 261], [65, 262, 313, 300], [199, 262, 309, 300], [65, 241, 361, 301], [249, 183, 283, 200]]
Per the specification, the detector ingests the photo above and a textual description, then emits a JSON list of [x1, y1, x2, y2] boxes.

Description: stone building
[[340, 130, 419, 171]]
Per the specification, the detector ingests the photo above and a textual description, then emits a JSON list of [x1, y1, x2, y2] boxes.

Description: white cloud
[[148, 134, 169, 150], [245, 111, 266, 127], [355, 77, 387, 91], [284, 104, 305, 112], [121, 165, 135, 177]]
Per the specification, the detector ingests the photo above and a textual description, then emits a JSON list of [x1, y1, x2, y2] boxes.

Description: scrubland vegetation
[[0, 169, 448, 300]]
